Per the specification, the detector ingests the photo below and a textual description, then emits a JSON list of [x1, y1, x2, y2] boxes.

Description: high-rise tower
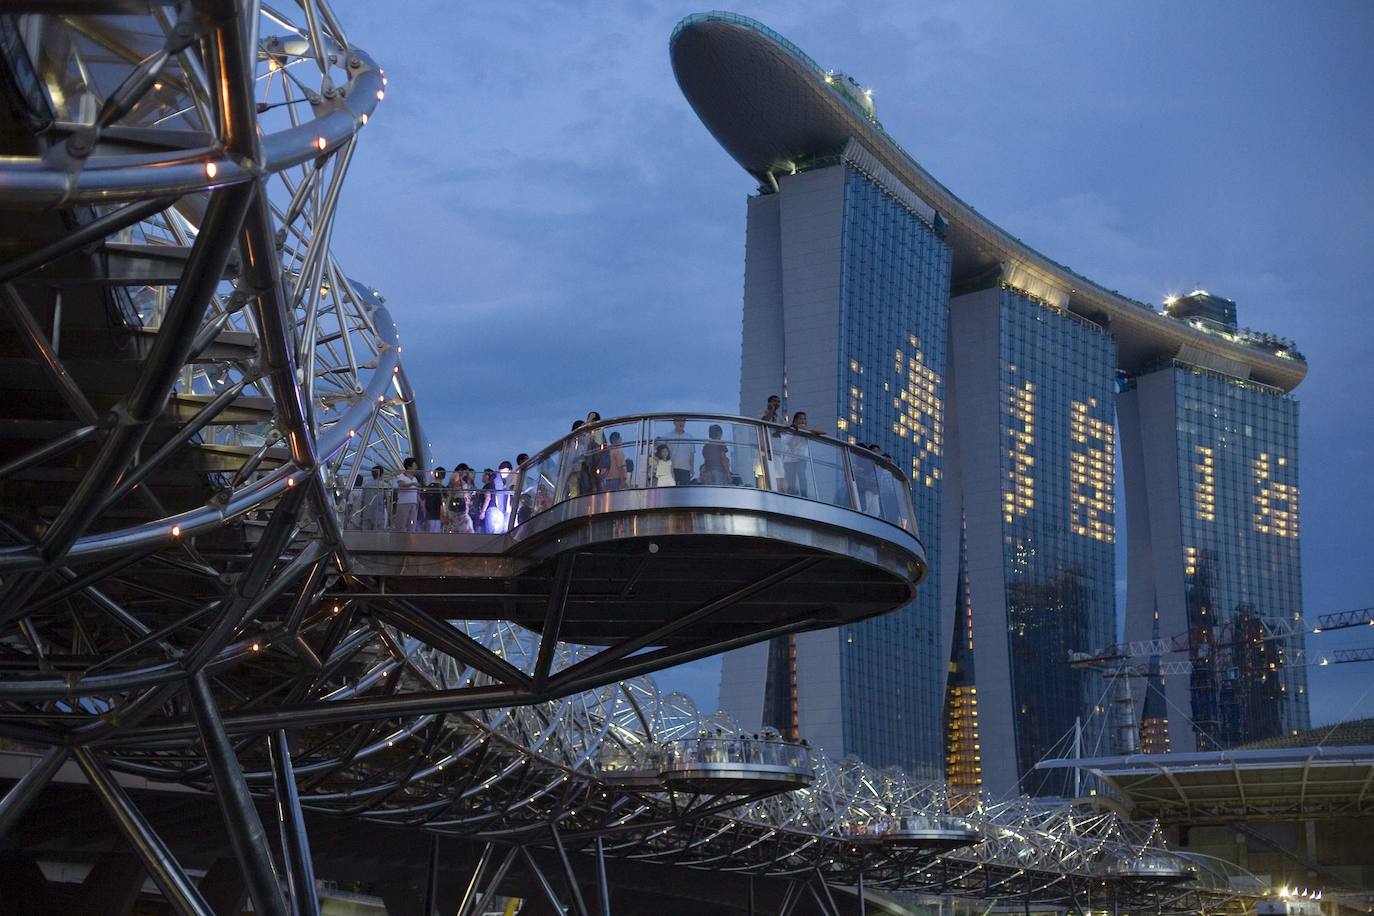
[[720, 157, 952, 777], [1119, 346, 1308, 752], [946, 286, 1118, 794], [671, 13, 1308, 794]]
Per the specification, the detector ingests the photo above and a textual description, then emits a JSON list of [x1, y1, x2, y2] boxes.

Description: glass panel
[[772, 426, 815, 499], [331, 415, 923, 537], [807, 436, 851, 509]]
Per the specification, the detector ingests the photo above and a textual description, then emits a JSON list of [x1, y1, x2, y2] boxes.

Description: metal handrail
[[509, 412, 918, 536]]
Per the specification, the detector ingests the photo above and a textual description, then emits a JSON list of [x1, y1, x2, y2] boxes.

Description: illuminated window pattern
[[1194, 445, 1217, 521], [835, 166, 951, 779], [995, 289, 1118, 793], [1069, 398, 1114, 542], [1166, 363, 1308, 740], [1252, 452, 1299, 539], [1004, 381, 1035, 522], [890, 337, 943, 488]]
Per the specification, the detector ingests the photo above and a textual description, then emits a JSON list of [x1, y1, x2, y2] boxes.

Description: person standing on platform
[[604, 432, 628, 491], [361, 465, 388, 530], [761, 394, 783, 424], [661, 417, 695, 486], [393, 457, 420, 531], [422, 468, 447, 533], [781, 412, 811, 498]]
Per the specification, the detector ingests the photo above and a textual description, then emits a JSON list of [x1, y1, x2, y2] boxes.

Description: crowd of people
[[340, 452, 530, 535], [338, 399, 898, 534], [659, 728, 812, 769]]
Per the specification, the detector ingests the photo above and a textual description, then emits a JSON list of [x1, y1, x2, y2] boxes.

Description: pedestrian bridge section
[[335, 413, 927, 649]]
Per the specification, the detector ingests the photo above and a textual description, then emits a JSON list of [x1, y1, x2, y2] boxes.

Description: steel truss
[[0, 4, 1261, 914]]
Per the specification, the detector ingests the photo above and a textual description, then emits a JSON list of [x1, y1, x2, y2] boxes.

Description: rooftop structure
[[669, 11, 1307, 389], [673, 11, 1311, 786]]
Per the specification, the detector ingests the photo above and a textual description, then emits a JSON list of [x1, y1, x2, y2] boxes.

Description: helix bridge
[[0, 3, 1265, 914]]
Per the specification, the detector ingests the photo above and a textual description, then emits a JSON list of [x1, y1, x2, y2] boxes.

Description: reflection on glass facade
[[1168, 363, 1308, 745], [995, 289, 1117, 793], [835, 166, 951, 778]]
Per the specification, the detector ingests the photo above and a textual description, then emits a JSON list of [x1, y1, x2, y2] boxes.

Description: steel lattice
[[0, 4, 1262, 914]]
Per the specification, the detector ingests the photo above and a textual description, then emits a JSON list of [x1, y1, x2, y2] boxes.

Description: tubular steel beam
[[533, 553, 575, 690], [0, 196, 174, 284], [376, 601, 533, 688], [422, 835, 441, 916], [595, 837, 611, 916], [454, 842, 495, 916], [189, 672, 290, 916], [268, 730, 320, 916], [0, 746, 68, 841], [71, 747, 213, 916], [520, 847, 569, 915], [548, 556, 820, 691], [550, 826, 592, 916]]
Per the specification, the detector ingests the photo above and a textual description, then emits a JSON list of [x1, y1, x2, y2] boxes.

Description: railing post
[[757, 421, 773, 492], [638, 417, 650, 488], [843, 447, 860, 511]]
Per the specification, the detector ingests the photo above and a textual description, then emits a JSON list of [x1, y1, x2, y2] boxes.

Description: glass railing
[[512, 413, 917, 534], [843, 814, 977, 841], [658, 734, 814, 773], [333, 413, 918, 537], [330, 482, 520, 534]]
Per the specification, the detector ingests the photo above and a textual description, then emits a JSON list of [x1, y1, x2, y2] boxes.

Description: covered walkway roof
[[1039, 746, 1374, 824]]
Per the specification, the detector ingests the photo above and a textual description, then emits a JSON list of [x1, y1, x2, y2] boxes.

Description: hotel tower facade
[[671, 13, 1309, 794]]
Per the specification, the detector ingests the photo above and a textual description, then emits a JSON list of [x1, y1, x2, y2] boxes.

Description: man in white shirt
[[393, 456, 420, 531], [660, 418, 696, 486]]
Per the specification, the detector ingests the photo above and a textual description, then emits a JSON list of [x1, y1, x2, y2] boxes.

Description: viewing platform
[[844, 814, 982, 852], [1104, 853, 1193, 883], [657, 735, 815, 794], [334, 413, 928, 651]]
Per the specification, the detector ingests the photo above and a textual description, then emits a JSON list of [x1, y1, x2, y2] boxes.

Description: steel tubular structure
[[0, 4, 1260, 914]]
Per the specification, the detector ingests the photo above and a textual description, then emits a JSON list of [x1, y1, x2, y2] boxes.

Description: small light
[[382, 77, 388, 86], [332, 605, 340, 614], [268, 59, 280, 72], [360, 113, 368, 125], [376, 90, 385, 101], [205, 161, 218, 179], [251, 642, 261, 652], [153, 82, 163, 92], [286, 478, 295, 487], [348, 429, 356, 437], [170, 525, 181, 537], [316, 136, 327, 151]]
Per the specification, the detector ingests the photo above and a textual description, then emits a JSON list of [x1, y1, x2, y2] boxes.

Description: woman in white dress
[[649, 443, 676, 487]]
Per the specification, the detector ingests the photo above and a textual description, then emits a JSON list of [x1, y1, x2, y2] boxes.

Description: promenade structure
[[671, 12, 1309, 794]]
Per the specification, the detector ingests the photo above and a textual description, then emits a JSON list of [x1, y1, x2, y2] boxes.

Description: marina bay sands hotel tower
[[671, 14, 1309, 795]]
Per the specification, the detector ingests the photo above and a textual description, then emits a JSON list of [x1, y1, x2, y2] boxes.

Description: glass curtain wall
[[995, 289, 1117, 794], [834, 166, 951, 778]]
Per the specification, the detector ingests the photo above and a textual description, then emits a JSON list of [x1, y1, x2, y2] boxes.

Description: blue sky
[[327, 1, 1374, 728]]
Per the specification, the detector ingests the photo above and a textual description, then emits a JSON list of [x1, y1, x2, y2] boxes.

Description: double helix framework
[[0, 4, 1262, 915]]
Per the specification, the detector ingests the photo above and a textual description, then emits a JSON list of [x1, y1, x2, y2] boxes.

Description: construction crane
[[1071, 606, 1374, 668], [1068, 607, 1374, 755]]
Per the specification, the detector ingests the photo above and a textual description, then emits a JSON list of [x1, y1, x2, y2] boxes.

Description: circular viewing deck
[[845, 815, 982, 852], [1105, 853, 1193, 883], [340, 413, 928, 653], [658, 735, 815, 794]]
